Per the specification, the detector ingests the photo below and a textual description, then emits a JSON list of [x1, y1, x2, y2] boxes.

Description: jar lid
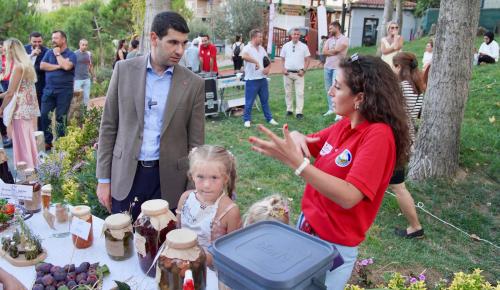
[[71, 205, 91, 217], [166, 229, 198, 249], [24, 168, 35, 175], [41, 184, 52, 193], [141, 199, 170, 216], [104, 213, 131, 230]]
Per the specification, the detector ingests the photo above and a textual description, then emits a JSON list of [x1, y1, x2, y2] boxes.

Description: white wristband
[[294, 158, 310, 176]]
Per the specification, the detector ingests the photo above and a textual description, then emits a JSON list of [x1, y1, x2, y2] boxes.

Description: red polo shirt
[[199, 44, 218, 73], [302, 118, 396, 246]]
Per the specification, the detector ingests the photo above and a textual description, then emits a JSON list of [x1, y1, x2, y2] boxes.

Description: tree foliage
[[0, 0, 40, 40], [210, 0, 265, 42], [414, 0, 440, 17]]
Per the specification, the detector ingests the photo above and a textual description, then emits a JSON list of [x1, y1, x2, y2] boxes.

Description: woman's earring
[[355, 104, 360, 110]]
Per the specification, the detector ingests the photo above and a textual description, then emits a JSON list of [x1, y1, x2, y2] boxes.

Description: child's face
[[192, 161, 228, 203]]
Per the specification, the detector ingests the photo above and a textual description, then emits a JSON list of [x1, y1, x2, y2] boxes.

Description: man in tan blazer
[[96, 12, 205, 219]]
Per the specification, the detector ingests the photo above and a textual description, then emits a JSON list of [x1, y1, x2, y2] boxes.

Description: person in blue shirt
[[40, 30, 76, 151]]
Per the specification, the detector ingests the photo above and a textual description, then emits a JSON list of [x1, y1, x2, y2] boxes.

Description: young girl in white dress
[[176, 145, 242, 268]]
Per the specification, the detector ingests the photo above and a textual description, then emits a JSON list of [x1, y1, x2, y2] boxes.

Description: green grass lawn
[[205, 37, 499, 286]]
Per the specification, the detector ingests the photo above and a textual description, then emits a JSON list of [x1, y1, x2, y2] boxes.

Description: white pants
[[74, 78, 91, 105], [283, 73, 305, 114]]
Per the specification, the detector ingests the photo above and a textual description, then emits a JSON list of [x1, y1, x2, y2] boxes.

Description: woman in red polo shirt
[[249, 54, 411, 290]]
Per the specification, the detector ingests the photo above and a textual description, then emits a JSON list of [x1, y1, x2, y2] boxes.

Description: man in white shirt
[[280, 28, 310, 119], [241, 29, 278, 128]]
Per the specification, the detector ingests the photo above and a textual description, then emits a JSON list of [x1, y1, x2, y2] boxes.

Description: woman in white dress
[[380, 21, 403, 69]]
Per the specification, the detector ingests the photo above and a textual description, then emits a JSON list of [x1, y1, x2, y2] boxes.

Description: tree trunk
[[93, 16, 105, 68], [395, 0, 403, 32], [140, 0, 171, 54], [377, 0, 393, 55], [408, 0, 481, 180]]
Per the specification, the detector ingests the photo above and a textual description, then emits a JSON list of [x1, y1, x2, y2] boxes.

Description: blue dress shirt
[[99, 56, 173, 184]]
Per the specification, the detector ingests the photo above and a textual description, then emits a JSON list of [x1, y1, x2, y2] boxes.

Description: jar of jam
[[70, 205, 93, 249], [103, 213, 134, 261], [157, 229, 206, 290], [41, 184, 52, 210], [134, 199, 177, 277], [21, 168, 42, 213]]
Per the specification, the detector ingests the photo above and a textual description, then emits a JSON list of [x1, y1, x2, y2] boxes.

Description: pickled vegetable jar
[[103, 213, 134, 261]]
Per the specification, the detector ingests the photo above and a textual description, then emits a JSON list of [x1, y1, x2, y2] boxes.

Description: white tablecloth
[[0, 208, 218, 290]]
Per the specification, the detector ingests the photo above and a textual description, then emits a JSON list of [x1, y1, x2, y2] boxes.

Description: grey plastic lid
[[210, 221, 335, 288]]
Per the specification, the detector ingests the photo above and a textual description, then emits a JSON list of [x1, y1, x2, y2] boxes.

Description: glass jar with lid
[[21, 168, 42, 213], [70, 205, 94, 249], [157, 228, 207, 290], [103, 213, 134, 261], [41, 184, 52, 210], [134, 199, 177, 277]]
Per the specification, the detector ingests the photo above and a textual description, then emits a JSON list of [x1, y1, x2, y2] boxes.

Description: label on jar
[[155, 265, 161, 284], [70, 216, 91, 240], [106, 238, 125, 257], [135, 233, 146, 258]]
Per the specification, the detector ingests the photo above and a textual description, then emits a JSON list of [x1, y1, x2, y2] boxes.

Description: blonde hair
[[243, 194, 290, 227], [188, 145, 236, 199], [3, 38, 37, 83], [386, 21, 399, 34]]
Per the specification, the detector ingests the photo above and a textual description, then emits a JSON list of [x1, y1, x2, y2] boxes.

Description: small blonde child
[[243, 194, 290, 227], [177, 145, 241, 267]]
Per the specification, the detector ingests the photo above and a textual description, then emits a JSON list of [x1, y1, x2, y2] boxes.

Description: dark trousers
[[0, 81, 9, 137], [35, 83, 44, 131], [112, 164, 162, 221], [41, 88, 73, 145], [478, 54, 496, 65], [233, 56, 243, 71]]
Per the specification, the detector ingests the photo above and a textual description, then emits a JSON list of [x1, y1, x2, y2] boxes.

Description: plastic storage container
[[208, 221, 339, 290]]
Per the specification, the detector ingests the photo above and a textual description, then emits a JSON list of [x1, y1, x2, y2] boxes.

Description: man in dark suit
[[96, 11, 205, 220], [24, 32, 48, 130]]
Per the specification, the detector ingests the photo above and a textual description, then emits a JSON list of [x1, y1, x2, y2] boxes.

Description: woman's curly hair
[[339, 55, 411, 166]]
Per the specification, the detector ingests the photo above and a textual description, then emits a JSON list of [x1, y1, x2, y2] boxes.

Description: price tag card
[[70, 216, 91, 240], [0, 179, 33, 200]]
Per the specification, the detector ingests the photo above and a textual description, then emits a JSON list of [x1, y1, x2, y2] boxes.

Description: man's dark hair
[[131, 39, 140, 49], [331, 21, 342, 30], [199, 33, 209, 39], [52, 30, 67, 40], [30, 32, 43, 39], [235, 35, 241, 42], [321, 35, 328, 40], [151, 11, 189, 39]]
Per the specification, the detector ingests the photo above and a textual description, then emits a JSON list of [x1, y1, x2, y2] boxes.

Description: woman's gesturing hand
[[248, 124, 319, 169]]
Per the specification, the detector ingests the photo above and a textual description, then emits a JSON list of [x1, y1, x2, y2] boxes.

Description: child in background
[[243, 194, 290, 227], [177, 145, 242, 267]]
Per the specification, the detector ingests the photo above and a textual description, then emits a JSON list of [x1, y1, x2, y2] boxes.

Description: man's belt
[[287, 69, 303, 73], [139, 160, 159, 168]]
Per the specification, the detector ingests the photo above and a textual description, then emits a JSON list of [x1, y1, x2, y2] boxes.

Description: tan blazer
[[96, 55, 205, 207]]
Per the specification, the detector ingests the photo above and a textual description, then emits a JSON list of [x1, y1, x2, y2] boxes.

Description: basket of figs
[[32, 262, 110, 290]]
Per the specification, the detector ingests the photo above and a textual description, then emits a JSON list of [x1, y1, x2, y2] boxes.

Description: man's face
[[151, 28, 188, 67], [201, 36, 209, 47], [30, 37, 43, 49], [79, 40, 88, 52], [328, 25, 334, 34], [252, 33, 263, 46], [291, 30, 301, 43], [51, 32, 65, 48]]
